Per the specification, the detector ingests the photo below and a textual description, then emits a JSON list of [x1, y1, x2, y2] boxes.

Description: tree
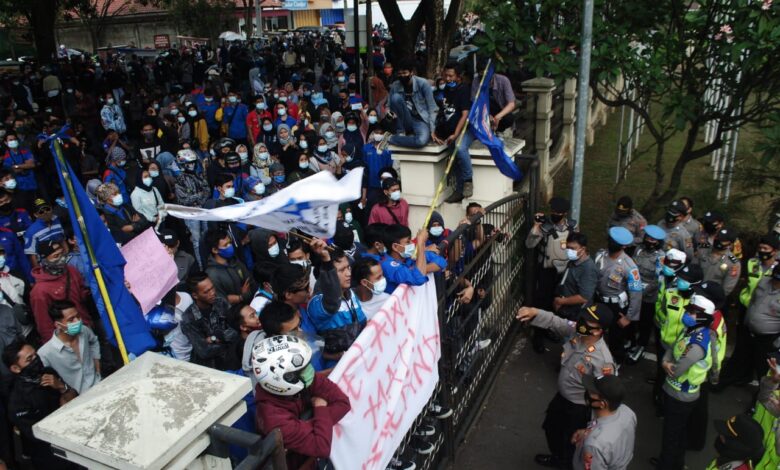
[[477, 0, 780, 215], [377, 0, 464, 78], [140, 0, 234, 43], [64, 0, 136, 53], [0, 0, 60, 63]]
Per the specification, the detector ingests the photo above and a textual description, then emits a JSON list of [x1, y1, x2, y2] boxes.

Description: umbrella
[[219, 31, 246, 41]]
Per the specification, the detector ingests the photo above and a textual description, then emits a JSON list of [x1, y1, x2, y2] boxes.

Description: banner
[[328, 276, 441, 470], [283, 0, 308, 10], [164, 168, 363, 239], [120, 228, 179, 314]]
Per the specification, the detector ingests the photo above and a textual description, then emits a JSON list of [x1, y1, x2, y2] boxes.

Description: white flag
[[164, 168, 363, 238]]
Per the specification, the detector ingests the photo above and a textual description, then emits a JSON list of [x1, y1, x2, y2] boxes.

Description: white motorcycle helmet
[[252, 335, 314, 396], [177, 148, 198, 163]]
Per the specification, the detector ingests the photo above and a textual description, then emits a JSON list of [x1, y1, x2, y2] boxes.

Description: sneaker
[[409, 437, 435, 455], [429, 402, 453, 419], [445, 191, 464, 204], [463, 181, 474, 198], [380, 131, 393, 150], [476, 338, 492, 351], [534, 454, 563, 468], [413, 423, 436, 437], [387, 458, 416, 470], [627, 345, 644, 364]]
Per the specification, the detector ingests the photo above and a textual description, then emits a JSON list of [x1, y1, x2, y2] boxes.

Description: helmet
[[216, 137, 236, 152], [688, 294, 715, 315], [177, 148, 198, 163], [251, 335, 313, 396], [224, 151, 241, 166], [664, 248, 687, 268], [145, 305, 177, 331]]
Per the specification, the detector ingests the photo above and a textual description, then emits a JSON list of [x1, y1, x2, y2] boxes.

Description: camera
[[534, 214, 546, 224]]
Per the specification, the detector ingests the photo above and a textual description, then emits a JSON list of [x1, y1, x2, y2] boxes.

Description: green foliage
[[138, 0, 233, 40]]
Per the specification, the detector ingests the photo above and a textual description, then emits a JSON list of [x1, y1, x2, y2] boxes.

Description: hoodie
[[30, 265, 93, 342], [248, 228, 285, 266], [205, 256, 255, 303]]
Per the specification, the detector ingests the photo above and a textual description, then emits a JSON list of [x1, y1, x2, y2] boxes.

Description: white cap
[[689, 294, 715, 315], [665, 248, 687, 265]]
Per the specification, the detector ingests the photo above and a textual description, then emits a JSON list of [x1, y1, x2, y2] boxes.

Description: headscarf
[[319, 122, 338, 149]]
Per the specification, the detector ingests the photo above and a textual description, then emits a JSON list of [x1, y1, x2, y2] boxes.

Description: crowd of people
[[0, 28, 513, 470], [518, 195, 780, 470]]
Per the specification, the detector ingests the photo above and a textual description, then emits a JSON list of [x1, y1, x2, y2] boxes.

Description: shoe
[[626, 345, 644, 364], [429, 402, 453, 419], [476, 338, 492, 351], [748, 379, 760, 387], [445, 191, 464, 203], [409, 437, 435, 455], [387, 458, 416, 470], [380, 131, 393, 151], [413, 423, 436, 437], [463, 181, 474, 198], [534, 454, 562, 468]]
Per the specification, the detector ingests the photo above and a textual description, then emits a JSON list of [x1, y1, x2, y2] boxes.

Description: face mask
[[106, 98, 114, 105], [7, 140, 19, 149], [263, 124, 273, 132], [239, 152, 248, 163], [662, 265, 676, 277], [389, 190, 401, 201], [223, 187, 235, 199], [304, 91, 312, 97], [117, 160, 126, 167], [372, 133, 384, 143], [170, 108, 180, 115], [400, 75, 412, 85], [566, 248, 579, 261], [713, 240, 729, 251], [368, 115, 378, 124], [279, 96, 288, 102], [273, 175, 285, 184], [299, 363, 315, 387], [643, 239, 660, 250], [337, 76, 346, 83], [112, 194, 124, 206], [19, 355, 44, 379], [369, 277, 387, 296], [177, 116, 186, 123], [430, 226, 444, 237], [253, 183, 266, 195], [279, 137, 289, 145], [149, 170, 160, 178], [0, 255, 6, 269], [142, 177, 153, 186], [184, 162, 197, 172], [313, 93, 323, 100], [677, 278, 691, 291], [346, 124, 358, 132], [268, 243, 280, 257], [299, 140, 308, 149], [681, 312, 697, 328], [67, 88, 74, 93], [325, 131, 336, 139], [575, 317, 600, 337], [665, 214, 677, 225], [256, 102, 267, 111], [3, 179, 17, 190], [398, 243, 415, 259], [218, 245, 235, 259], [341, 212, 353, 224], [313, 144, 328, 155], [278, 108, 287, 116], [153, 103, 160, 110], [446, 81, 457, 88], [64, 319, 83, 336], [335, 123, 346, 132], [291, 259, 311, 269], [550, 213, 564, 224], [273, 93, 279, 99], [438, 83, 446, 91], [299, 161, 309, 170], [228, 96, 238, 104], [255, 151, 269, 161], [188, 110, 197, 117], [758, 250, 774, 261]]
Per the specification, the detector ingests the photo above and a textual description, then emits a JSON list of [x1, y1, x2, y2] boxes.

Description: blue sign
[[283, 0, 308, 9]]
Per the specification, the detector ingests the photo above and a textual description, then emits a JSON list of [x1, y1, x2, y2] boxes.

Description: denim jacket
[[389, 76, 439, 132]]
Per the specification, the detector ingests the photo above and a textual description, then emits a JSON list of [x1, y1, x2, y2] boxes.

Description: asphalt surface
[[453, 329, 756, 469]]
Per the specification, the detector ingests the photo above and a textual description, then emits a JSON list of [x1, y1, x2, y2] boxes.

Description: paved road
[[453, 330, 756, 469]]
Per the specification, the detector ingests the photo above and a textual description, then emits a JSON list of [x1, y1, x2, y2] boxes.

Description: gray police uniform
[[572, 404, 637, 470], [695, 249, 741, 296], [594, 251, 644, 321], [606, 210, 647, 246], [526, 218, 578, 273], [681, 216, 702, 246], [633, 247, 663, 303], [694, 231, 715, 257], [657, 220, 694, 259], [745, 277, 780, 336]]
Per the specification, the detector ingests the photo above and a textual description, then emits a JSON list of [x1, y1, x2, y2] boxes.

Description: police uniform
[[573, 403, 637, 470], [529, 306, 615, 467], [633, 243, 664, 351], [742, 275, 780, 379], [739, 257, 777, 308], [681, 215, 702, 246], [696, 249, 741, 297], [606, 209, 647, 246], [754, 374, 780, 470], [657, 219, 694, 259]]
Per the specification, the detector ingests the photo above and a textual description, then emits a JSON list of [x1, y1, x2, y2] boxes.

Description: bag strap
[[384, 204, 401, 225]]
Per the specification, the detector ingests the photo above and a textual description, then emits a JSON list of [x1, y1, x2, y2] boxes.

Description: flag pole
[[51, 137, 131, 365], [415, 58, 493, 257]]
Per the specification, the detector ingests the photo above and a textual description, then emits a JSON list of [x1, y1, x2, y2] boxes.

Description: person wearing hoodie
[[101, 145, 130, 203], [340, 113, 366, 161], [130, 164, 164, 223], [425, 211, 452, 260], [267, 163, 287, 195], [204, 228, 256, 306], [248, 228, 285, 268], [29, 238, 93, 342]]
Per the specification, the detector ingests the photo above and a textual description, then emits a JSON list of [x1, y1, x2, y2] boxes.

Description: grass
[[550, 107, 771, 250]]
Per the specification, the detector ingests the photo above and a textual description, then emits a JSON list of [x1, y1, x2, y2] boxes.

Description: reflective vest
[[659, 289, 691, 348], [709, 311, 727, 383], [706, 460, 754, 470], [665, 327, 712, 394], [740, 258, 777, 307], [753, 377, 780, 470]]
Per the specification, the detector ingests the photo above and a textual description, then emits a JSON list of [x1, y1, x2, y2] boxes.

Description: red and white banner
[[329, 276, 441, 470]]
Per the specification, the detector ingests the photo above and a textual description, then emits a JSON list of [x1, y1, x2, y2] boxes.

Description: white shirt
[[39, 326, 101, 394], [130, 186, 163, 222], [168, 292, 193, 361], [359, 292, 390, 320]]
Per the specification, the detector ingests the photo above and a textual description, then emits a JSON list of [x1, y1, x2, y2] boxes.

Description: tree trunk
[[377, 0, 426, 66], [29, 0, 58, 64], [244, 1, 253, 38], [424, 0, 463, 78]]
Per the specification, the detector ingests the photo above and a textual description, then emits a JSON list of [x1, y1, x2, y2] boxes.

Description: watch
[[60, 383, 70, 395]]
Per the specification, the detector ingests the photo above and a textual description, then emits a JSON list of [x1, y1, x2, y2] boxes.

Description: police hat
[[715, 228, 737, 243], [549, 197, 570, 213], [583, 374, 625, 407], [615, 195, 632, 212], [579, 302, 613, 330], [713, 414, 764, 457], [157, 229, 179, 247], [666, 200, 686, 216], [701, 210, 725, 223], [677, 264, 704, 284], [758, 234, 780, 250], [609, 226, 633, 246], [694, 281, 726, 309], [644, 225, 667, 242]]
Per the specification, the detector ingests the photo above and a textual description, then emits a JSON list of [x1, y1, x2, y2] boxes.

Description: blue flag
[[468, 64, 523, 181], [47, 128, 156, 357]]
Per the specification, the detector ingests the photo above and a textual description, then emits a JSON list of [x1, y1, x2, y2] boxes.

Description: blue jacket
[[222, 104, 249, 140], [0, 228, 31, 282], [0, 208, 31, 235], [389, 76, 439, 132], [195, 95, 220, 130], [381, 251, 446, 293], [363, 143, 393, 189], [2, 148, 37, 191]]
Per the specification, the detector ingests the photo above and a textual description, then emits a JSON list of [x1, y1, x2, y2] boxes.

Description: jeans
[[454, 129, 474, 192], [388, 92, 430, 148], [184, 219, 203, 269]]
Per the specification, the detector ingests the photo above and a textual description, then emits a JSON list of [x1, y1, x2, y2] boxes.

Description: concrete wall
[[56, 15, 183, 52]]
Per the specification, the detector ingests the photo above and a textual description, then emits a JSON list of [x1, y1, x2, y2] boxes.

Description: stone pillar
[[562, 78, 577, 166], [522, 77, 556, 201]]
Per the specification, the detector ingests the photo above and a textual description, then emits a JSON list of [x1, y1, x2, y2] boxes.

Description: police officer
[[594, 226, 643, 364], [695, 228, 741, 297], [706, 414, 765, 470], [655, 294, 715, 470], [679, 196, 702, 244], [572, 374, 637, 470], [516, 303, 615, 469], [739, 234, 779, 309], [526, 196, 578, 351], [657, 200, 694, 259], [606, 195, 647, 252], [628, 224, 666, 363], [696, 210, 743, 259], [755, 355, 780, 469]]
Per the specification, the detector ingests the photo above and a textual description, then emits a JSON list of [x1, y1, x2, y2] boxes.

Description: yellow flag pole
[[415, 58, 493, 257], [52, 138, 131, 365]]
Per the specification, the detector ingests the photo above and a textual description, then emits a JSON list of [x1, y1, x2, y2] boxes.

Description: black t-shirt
[[403, 82, 421, 119], [435, 83, 470, 138]]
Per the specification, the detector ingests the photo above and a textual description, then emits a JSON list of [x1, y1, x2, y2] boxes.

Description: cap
[[758, 233, 780, 250], [694, 281, 726, 309], [157, 229, 178, 247], [549, 197, 570, 213], [688, 294, 715, 315], [33, 198, 51, 212], [609, 226, 633, 246], [644, 225, 667, 241], [579, 302, 613, 329], [382, 178, 400, 191], [677, 264, 704, 284], [714, 414, 764, 449], [666, 200, 686, 216], [582, 374, 625, 406], [665, 248, 687, 266], [36, 238, 63, 258], [615, 195, 633, 212], [701, 210, 725, 223], [715, 228, 737, 243]]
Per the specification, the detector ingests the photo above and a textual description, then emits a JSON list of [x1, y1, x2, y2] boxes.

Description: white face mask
[[279, 96, 288, 102], [149, 170, 160, 178], [344, 212, 353, 223], [325, 131, 336, 139], [400, 243, 415, 259], [0, 255, 6, 269], [177, 116, 186, 123], [429, 226, 444, 237], [258, 151, 270, 160], [299, 140, 308, 149], [3, 179, 17, 190], [263, 124, 273, 131], [317, 145, 328, 153], [256, 102, 267, 110], [291, 259, 310, 269], [106, 98, 114, 105], [368, 277, 387, 295], [373, 133, 384, 143], [389, 190, 401, 201], [112, 194, 124, 206], [170, 108, 179, 115], [223, 187, 235, 199], [268, 242, 280, 257], [228, 96, 238, 104], [299, 161, 309, 170], [346, 124, 357, 132], [253, 183, 265, 195], [566, 248, 579, 261], [7, 140, 19, 149], [368, 115, 378, 124], [188, 110, 197, 117], [142, 177, 153, 186], [239, 152, 248, 162], [278, 108, 287, 116]]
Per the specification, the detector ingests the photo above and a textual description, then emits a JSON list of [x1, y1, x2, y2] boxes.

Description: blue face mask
[[681, 312, 697, 327], [446, 81, 457, 88], [677, 279, 691, 291], [273, 175, 285, 184], [662, 265, 676, 277], [218, 245, 235, 259]]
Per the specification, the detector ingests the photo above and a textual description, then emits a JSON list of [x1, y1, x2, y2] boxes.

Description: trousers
[[657, 393, 698, 470], [543, 393, 589, 466]]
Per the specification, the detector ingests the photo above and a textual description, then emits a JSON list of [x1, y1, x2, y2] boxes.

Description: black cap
[[36, 237, 63, 259], [694, 281, 726, 309], [550, 197, 570, 213], [714, 414, 764, 454], [157, 229, 179, 247], [33, 198, 51, 212], [381, 177, 400, 191], [579, 302, 613, 329], [701, 210, 725, 223], [715, 228, 737, 243], [678, 264, 704, 284], [615, 195, 633, 212], [583, 374, 625, 407], [666, 200, 686, 216]]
